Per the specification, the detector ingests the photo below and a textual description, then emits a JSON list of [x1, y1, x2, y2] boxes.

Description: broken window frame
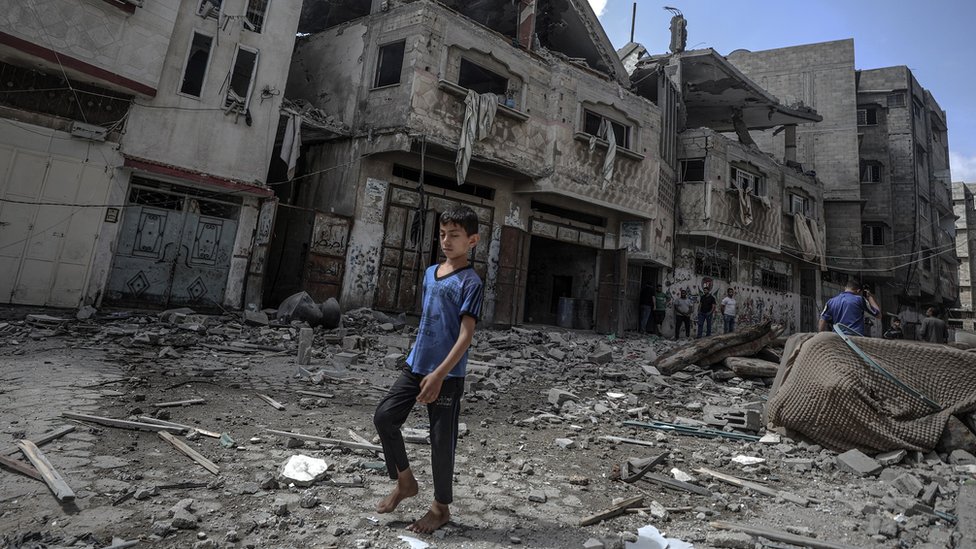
[[887, 93, 906, 108], [694, 252, 731, 280], [197, 0, 222, 20], [856, 108, 878, 126], [859, 161, 882, 183], [678, 158, 705, 183], [861, 223, 885, 246], [729, 166, 766, 197], [245, 0, 270, 33], [374, 40, 406, 89], [789, 193, 810, 216], [582, 109, 632, 150], [224, 45, 259, 111], [919, 195, 929, 220], [458, 58, 509, 100], [179, 31, 215, 99], [759, 269, 790, 292]]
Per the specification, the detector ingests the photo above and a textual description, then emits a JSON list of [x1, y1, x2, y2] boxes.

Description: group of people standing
[[639, 283, 738, 340], [819, 279, 948, 343]]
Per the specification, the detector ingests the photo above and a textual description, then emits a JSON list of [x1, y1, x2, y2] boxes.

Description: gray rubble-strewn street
[[1, 308, 972, 549]]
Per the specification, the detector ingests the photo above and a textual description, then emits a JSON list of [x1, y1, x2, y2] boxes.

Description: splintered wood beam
[[579, 495, 644, 526], [265, 429, 383, 452], [157, 432, 219, 475], [696, 467, 808, 506], [151, 398, 206, 408], [256, 393, 286, 410], [62, 412, 185, 434], [709, 521, 860, 549], [3, 425, 75, 457], [0, 453, 42, 481], [137, 416, 220, 438], [16, 440, 75, 502]]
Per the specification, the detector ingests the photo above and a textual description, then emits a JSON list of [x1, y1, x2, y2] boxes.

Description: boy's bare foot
[[407, 501, 450, 534], [376, 470, 418, 513]]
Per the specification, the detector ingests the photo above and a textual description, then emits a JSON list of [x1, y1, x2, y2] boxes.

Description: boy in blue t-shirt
[[373, 206, 483, 534]]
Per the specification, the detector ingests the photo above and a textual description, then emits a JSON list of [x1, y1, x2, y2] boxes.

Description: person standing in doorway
[[919, 307, 948, 344], [652, 284, 670, 336], [673, 289, 692, 339], [721, 288, 737, 333], [696, 290, 716, 338], [638, 282, 655, 334]]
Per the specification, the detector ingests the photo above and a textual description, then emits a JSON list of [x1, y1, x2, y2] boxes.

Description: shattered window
[[198, 0, 221, 19], [694, 252, 731, 280], [458, 58, 509, 97], [582, 109, 631, 150], [225, 46, 259, 109], [760, 270, 790, 292], [859, 162, 882, 183], [245, 0, 269, 33], [730, 166, 765, 196], [856, 108, 877, 126], [374, 41, 405, 88], [861, 224, 885, 246], [679, 159, 705, 182], [790, 193, 810, 216], [180, 32, 214, 97]]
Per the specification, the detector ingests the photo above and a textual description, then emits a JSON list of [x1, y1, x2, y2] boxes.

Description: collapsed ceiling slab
[[633, 49, 821, 132], [299, 0, 371, 34]]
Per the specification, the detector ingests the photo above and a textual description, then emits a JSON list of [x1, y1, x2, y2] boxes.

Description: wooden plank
[[297, 390, 335, 399], [137, 416, 220, 438], [3, 425, 75, 457], [600, 435, 657, 447], [151, 398, 206, 408], [656, 321, 773, 375], [256, 393, 286, 410], [723, 356, 780, 378], [579, 495, 643, 526], [157, 432, 219, 475], [641, 472, 712, 496], [696, 467, 808, 506], [709, 521, 860, 549], [16, 440, 75, 502], [265, 429, 382, 452], [62, 412, 185, 434], [0, 453, 43, 481]]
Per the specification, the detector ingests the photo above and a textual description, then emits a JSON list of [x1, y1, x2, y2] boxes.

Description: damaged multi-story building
[[727, 40, 959, 337], [268, 0, 678, 331], [0, 0, 300, 309], [628, 43, 827, 336], [953, 182, 976, 332]]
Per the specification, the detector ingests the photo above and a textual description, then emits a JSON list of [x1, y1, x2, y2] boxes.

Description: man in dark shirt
[[638, 283, 655, 334], [696, 291, 716, 338], [818, 279, 880, 336], [920, 307, 948, 344]]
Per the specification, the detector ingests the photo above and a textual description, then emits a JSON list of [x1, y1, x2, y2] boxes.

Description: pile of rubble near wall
[[1, 305, 975, 548]]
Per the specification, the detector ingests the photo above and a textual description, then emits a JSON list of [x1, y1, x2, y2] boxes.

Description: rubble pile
[[1, 306, 974, 549]]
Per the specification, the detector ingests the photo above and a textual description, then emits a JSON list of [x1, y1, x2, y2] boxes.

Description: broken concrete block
[[587, 350, 612, 364], [299, 489, 320, 508], [876, 449, 907, 466], [377, 335, 412, 350], [836, 448, 883, 476], [949, 449, 976, 465], [527, 490, 547, 503], [297, 327, 314, 366], [706, 531, 754, 549], [891, 473, 924, 497], [554, 438, 576, 449], [334, 352, 360, 365], [920, 482, 940, 506], [160, 307, 195, 323], [76, 305, 96, 320], [169, 499, 197, 530], [648, 500, 668, 520], [548, 348, 566, 361], [783, 458, 814, 471], [641, 364, 660, 376], [151, 521, 173, 537], [271, 499, 289, 516], [582, 538, 605, 549], [278, 455, 329, 487], [244, 310, 269, 326], [342, 335, 362, 351], [384, 352, 405, 371], [547, 389, 578, 407]]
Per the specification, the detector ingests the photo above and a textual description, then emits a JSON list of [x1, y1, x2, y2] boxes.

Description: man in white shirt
[[721, 288, 737, 333]]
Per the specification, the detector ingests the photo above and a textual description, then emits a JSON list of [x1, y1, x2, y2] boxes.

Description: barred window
[[760, 270, 790, 292], [695, 252, 731, 280]]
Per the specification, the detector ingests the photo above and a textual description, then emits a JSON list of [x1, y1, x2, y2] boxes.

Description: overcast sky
[[589, 0, 976, 183]]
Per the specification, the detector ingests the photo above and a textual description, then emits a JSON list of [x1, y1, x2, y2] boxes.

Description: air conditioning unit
[[70, 122, 108, 142]]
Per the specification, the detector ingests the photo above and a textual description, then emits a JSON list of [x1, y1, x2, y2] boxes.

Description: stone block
[[891, 473, 924, 497], [297, 327, 314, 366], [876, 449, 907, 466], [949, 449, 976, 465], [377, 335, 412, 350], [707, 531, 754, 549], [548, 348, 566, 361], [334, 352, 360, 365], [836, 448, 883, 476], [244, 310, 269, 326], [278, 455, 329, 487], [383, 352, 405, 371], [528, 490, 547, 503], [587, 350, 612, 364]]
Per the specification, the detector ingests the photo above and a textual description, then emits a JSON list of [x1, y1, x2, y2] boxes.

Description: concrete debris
[[835, 448, 883, 477], [278, 454, 329, 487]]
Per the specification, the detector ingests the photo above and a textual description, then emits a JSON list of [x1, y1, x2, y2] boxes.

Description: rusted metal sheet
[[494, 225, 530, 326]]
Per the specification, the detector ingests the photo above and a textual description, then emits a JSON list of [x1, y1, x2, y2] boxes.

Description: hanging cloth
[[808, 216, 827, 271], [736, 185, 754, 226], [280, 113, 302, 180], [601, 120, 616, 190], [455, 90, 497, 185], [793, 212, 818, 261]]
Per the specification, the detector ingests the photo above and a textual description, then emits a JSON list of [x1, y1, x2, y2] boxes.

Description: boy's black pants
[[373, 371, 465, 504]]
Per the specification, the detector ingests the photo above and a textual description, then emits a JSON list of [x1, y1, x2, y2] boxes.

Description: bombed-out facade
[[270, 0, 677, 330]]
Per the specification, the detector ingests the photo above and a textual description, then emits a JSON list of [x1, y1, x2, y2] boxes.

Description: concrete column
[[517, 0, 537, 50], [785, 126, 797, 163]]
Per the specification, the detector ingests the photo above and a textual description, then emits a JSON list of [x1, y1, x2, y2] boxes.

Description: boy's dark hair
[[440, 206, 479, 236]]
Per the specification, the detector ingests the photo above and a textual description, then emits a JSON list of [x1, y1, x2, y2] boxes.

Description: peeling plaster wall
[[122, 0, 300, 184], [224, 197, 259, 309], [340, 177, 389, 309], [1, 0, 179, 91]]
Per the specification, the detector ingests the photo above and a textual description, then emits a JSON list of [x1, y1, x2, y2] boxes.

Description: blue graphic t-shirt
[[407, 264, 483, 378], [820, 291, 879, 336]]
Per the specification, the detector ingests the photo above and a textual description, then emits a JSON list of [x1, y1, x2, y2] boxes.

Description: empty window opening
[[862, 224, 885, 246], [245, 0, 269, 33], [923, 248, 934, 271], [458, 58, 508, 96], [760, 270, 790, 292], [887, 93, 906, 108], [860, 162, 882, 183], [180, 32, 214, 97], [583, 110, 631, 149], [695, 252, 731, 280], [790, 193, 810, 216], [225, 46, 258, 109], [730, 166, 766, 196], [374, 41, 405, 88], [919, 196, 929, 219], [679, 158, 705, 182], [198, 0, 221, 19], [856, 108, 877, 126]]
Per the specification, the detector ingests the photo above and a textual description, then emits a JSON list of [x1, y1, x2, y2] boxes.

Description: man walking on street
[[818, 280, 880, 336], [696, 290, 716, 338], [920, 307, 948, 344], [673, 289, 692, 339], [720, 288, 737, 333]]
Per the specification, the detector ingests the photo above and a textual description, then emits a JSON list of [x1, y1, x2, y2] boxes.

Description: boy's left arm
[[417, 315, 477, 404]]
